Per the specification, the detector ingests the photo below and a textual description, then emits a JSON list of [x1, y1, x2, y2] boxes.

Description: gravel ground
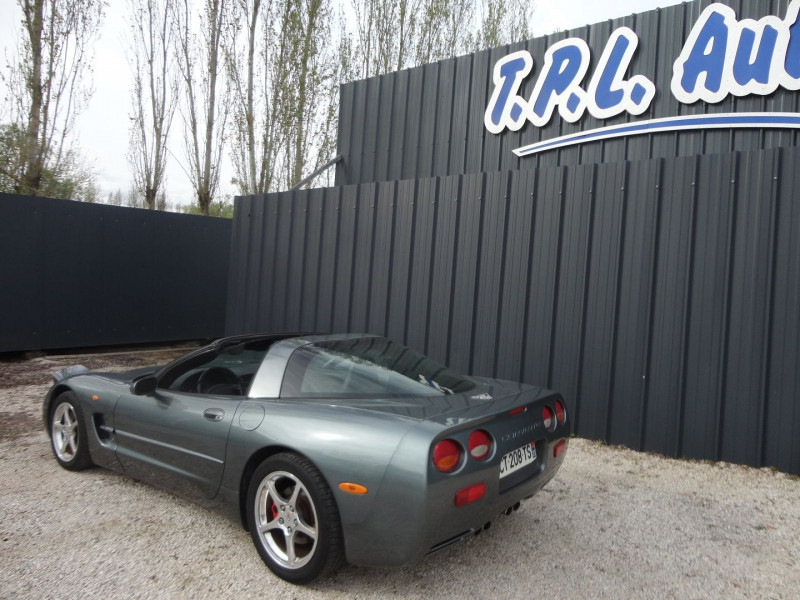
[[1, 352, 798, 600]]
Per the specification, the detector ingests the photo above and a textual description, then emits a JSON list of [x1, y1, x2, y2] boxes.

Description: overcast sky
[[0, 0, 683, 206]]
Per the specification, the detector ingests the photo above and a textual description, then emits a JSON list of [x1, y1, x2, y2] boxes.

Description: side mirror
[[130, 375, 158, 396]]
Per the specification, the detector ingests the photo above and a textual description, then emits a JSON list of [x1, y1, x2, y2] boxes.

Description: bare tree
[[283, 0, 337, 187], [126, 0, 178, 210], [226, 0, 337, 194], [470, 0, 536, 51], [414, 0, 475, 65], [226, 0, 263, 196], [226, 0, 284, 195], [345, 0, 536, 82], [175, 0, 231, 215], [2, 0, 104, 197], [348, 0, 422, 79]]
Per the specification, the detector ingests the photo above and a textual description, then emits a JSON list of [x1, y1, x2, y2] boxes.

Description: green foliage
[[3, 0, 105, 199], [0, 122, 99, 202], [179, 199, 234, 219], [345, 0, 537, 81]]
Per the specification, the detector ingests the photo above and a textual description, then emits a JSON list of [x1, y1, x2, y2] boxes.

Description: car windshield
[[281, 337, 475, 398]]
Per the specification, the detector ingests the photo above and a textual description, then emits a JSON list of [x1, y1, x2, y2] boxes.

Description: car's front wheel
[[247, 453, 343, 583], [49, 392, 93, 471]]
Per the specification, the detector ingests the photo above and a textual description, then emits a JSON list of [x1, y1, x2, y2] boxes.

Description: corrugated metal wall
[[0, 194, 231, 352], [227, 145, 800, 475], [336, 0, 800, 187]]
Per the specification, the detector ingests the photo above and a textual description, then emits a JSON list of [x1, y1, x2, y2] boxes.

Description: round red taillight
[[468, 429, 492, 460], [554, 400, 566, 424], [542, 406, 554, 430], [432, 439, 461, 473]]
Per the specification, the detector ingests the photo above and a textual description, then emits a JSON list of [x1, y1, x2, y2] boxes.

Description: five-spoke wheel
[[247, 453, 343, 583], [49, 392, 92, 471], [255, 470, 319, 569]]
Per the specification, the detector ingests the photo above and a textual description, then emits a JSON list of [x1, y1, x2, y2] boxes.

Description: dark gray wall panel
[[765, 148, 800, 474], [522, 166, 564, 387], [426, 176, 459, 362], [350, 183, 377, 334], [300, 189, 325, 328], [578, 162, 627, 441], [368, 183, 396, 334], [386, 180, 416, 343], [549, 163, 594, 431], [333, 186, 359, 333], [679, 154, 733, 462], [374, 75, 395, 183], [447, 173, 484, 373], [607, 159, 661, 449], [721, 150, 777, 466], [496, 169, 536, 382], [2, 194, 230, 352], [406, 177, 437, 353], [315, 187, 342, 332], [642, 156, 695, 456], [471, 170, 510, 376]]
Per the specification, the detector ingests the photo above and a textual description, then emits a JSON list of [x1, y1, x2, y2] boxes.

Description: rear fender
[[221, 400, 418, 530]]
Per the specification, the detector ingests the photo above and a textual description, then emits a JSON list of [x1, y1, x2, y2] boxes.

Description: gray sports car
[[44, 333, 570, 583]]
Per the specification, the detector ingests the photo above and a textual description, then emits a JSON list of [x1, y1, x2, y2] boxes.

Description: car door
[[113, 388, 240, 499]]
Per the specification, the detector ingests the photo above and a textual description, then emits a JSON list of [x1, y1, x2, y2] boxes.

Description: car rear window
[[280, 337, 475, 398]]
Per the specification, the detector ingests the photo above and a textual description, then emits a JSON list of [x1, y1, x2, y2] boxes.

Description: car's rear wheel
[[49, 392, 93, 471], [247, 453, 343, 583]]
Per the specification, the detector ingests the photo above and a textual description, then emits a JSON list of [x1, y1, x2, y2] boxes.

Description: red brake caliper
[[270, 501, 278, 520]]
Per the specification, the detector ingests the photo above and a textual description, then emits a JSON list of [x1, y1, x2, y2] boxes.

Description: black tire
[[48, 391, 93, 471], [246, 452, 344, 583]]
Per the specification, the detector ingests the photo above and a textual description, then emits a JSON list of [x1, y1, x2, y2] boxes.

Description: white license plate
[[499, 442, 537, 479]]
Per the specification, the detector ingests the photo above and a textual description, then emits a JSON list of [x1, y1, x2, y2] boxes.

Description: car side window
[[157, 345, 268, 395]]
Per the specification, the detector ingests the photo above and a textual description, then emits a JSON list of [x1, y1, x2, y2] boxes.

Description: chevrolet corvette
[[44, 333, 569, 583]]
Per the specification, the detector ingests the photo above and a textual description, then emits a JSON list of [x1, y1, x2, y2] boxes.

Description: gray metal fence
[[0, 194, 232, 352], [227, 145, 800, 475]]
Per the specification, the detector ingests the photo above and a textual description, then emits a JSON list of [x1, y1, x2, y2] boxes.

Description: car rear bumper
[[343, 436, 568, 567]]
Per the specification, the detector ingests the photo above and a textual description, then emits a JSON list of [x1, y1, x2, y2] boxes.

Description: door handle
[[203, 408, 225, 422]]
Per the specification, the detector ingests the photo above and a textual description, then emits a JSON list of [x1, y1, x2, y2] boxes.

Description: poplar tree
[[1, 0, 104, 199], [126, 0, 178, 210], [175, 0, 232, 215]]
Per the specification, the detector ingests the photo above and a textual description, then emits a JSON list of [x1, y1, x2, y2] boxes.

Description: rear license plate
[[499, 442, 537, 479]]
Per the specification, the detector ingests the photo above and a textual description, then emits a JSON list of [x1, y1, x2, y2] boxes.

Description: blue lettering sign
[[485, 51, 533, 134], [781, 1, 800, 85], [672, 1, 800, 103], [675, 10, 730, 101], [733, 26, 778, 86], [486, 1, 800, 151], [530, 39, 590, 124], [484, 28, 654, 134], [586, 28, 655, 119]]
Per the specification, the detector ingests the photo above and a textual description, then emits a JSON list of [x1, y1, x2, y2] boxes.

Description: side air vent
[[92, 414, 114, 442]]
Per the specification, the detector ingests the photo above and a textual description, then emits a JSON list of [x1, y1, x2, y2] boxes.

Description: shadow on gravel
[[0, 348, 187, 441]]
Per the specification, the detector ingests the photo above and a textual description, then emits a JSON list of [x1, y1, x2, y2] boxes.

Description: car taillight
[[432, 439, 461, 472], [542, 406, 554, 430], [554, 400, 566, 424], [454, 482, 485, 506], [553, 438, 567, 458], [468, 430, 491, 460]]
